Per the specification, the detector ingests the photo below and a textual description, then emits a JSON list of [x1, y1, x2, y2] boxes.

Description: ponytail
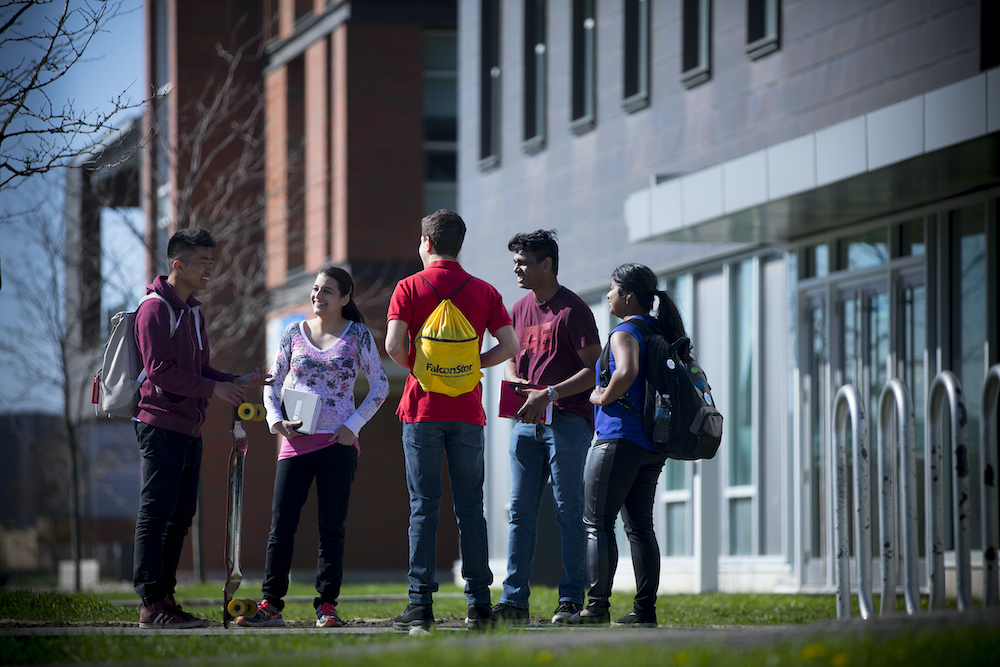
[[611, 263, 688, 357]]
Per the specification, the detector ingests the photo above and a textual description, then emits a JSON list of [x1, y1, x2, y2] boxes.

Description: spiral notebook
[[282, 388, 321, 435]]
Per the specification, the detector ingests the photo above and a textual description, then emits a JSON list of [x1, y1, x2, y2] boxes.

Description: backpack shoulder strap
[[417, 274, 443, 302], [448, 275, 473, 300], [138, 293, 179, 336]]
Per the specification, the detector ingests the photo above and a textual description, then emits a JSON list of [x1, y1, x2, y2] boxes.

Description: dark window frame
[[681, 0, 711, 88], [623, 0, 650, 112], [746, 0, 780, 60], [570, 0, 596, 135], [479, 0, 501, 170], [523, 0, 547, 153]]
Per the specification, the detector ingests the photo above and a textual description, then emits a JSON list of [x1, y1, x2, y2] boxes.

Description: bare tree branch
[[0, 0, 147, 190]]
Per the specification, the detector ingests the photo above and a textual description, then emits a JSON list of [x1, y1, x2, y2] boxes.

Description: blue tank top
[[593, 317, 654, 451]]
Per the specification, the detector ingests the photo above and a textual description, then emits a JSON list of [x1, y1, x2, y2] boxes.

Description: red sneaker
[[236, 600, 285, 627], [316, 602, 344, 628]]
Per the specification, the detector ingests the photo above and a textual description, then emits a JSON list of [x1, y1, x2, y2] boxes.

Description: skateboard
[[222, 406, 250, 628]]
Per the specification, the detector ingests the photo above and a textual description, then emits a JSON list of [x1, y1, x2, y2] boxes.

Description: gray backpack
[[93, 293, 181, 418]]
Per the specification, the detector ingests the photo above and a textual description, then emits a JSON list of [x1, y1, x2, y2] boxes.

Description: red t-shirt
[[387, 259, 513, 425], [511, 287, 601, 429]]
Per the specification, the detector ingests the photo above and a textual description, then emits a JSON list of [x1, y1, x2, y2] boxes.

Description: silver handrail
[[982, 364, 1000, 608], [877, 379, 920, 615], [833, 384, 873, 620], [926, 371, 972, 611]]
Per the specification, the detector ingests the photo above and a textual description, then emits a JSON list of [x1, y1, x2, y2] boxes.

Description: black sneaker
[[393, 603, 434, 632], [466, 602, 494, 630], [613, 610, 657, 628], [563, 604, 610, 626], [551, 601, 583, 624], [491, 602, 529, 626]]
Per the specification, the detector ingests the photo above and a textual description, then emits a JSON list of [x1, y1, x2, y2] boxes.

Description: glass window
[[947, 204, 987, 550], [838, 228, 888, 270], [524, 0, 547, 151], [731, 259, 753, 487], [901, 280, 927, 556], [808, 300, 826, 560], [804, 243, 828, 278], [479, 0, 501, 167], [746, 0, 780, 59], [425, 32, 458, 213], [729, 498, 752, 556], [666, 502, 689, 556], [570, 0, 596, 134], [425, 152, 457, 182], [681, 0, 711, 88], [898, 219, 925, 257], [623, 0, 650, 112]]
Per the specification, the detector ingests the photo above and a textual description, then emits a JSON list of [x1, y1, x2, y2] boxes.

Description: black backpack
[[599, 318, 724, 460]]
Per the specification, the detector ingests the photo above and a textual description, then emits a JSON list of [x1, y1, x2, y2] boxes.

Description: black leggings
[[584, 438, 666, 611]]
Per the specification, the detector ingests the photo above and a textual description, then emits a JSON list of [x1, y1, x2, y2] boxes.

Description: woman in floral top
[[237, 266, 389, 629]]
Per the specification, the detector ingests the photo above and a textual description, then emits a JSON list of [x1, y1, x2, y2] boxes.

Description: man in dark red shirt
[[492, 229, 601, 626], [385, 209, 518, 631]]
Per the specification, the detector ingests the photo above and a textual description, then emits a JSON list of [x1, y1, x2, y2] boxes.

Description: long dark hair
[[611, 262, 687, 349], [318, 265, 365, 324]]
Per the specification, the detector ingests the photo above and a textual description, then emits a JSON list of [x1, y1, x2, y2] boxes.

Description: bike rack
[[926, 370, 971, 611], [832, 384, 874, 620], [982, 364, 1000, 608], [877, 379, 920, 615]]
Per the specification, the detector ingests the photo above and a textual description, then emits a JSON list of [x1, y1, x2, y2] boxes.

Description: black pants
[[261, 443, 358, 610], [133, 421, 202, 606], [584, 438, 666, 611]]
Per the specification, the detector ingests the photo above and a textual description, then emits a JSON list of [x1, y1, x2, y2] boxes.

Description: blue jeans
[[133, 421, 202, 606], [501, 411, 591, 608], [402, 421, 492, 606], [261, 444, 358, 611]]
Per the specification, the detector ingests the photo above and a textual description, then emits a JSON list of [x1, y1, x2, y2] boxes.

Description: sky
[[0, 0, 146, 414]]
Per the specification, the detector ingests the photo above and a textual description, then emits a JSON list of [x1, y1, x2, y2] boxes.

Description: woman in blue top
[[565, 263, 688, 627]]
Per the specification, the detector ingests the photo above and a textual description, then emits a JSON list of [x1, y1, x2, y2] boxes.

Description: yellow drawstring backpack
[[412, 275, 482, 396]]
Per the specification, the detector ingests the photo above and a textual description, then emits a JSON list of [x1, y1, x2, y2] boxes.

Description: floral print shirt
[[264, 320, 389, 458]]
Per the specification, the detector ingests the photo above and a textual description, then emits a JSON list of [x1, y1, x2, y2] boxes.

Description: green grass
[[1, 585, 995, 666]]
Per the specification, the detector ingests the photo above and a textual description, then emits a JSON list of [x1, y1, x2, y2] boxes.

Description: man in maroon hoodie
[[133, 228, 269, 629]]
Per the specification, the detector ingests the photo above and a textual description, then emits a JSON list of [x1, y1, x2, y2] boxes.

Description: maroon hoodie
[[133, 276, 237, 437]]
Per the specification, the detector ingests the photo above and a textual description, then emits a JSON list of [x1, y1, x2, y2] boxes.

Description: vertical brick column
[[304, 36, 330, 271], [330, 24, 348, 265], [264, 66, 289, 289]]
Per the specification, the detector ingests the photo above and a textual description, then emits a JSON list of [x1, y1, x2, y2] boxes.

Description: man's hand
[[213, 381, 246, 406], [275, 420, 304, 439], [515, 385, 551, 424], [328, 424, 357, 446], [236, 368, 274, 388]]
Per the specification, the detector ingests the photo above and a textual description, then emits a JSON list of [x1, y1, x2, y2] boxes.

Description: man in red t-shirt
[[491, 230, 601, 626], [385, 209, 518, 632]]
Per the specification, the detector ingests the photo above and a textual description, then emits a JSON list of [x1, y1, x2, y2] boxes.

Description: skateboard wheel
[[227, 598, 248, 616], [244, 599, 256, 613], [237, 403, 257, 421], [253, 404, 266, 421]]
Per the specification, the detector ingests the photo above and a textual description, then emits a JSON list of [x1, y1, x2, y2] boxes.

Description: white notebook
[[282, 388, 321, 435]]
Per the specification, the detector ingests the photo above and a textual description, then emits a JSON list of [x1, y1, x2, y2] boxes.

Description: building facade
[[145, 0, 460, 579], [458, 0, 998, 595]]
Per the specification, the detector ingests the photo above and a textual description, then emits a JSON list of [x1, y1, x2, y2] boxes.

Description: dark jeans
[[584, 438, 666, 612], [133, 421, 202, 606], [402, 421, 492, 606], [262, 443, 358, 610]]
